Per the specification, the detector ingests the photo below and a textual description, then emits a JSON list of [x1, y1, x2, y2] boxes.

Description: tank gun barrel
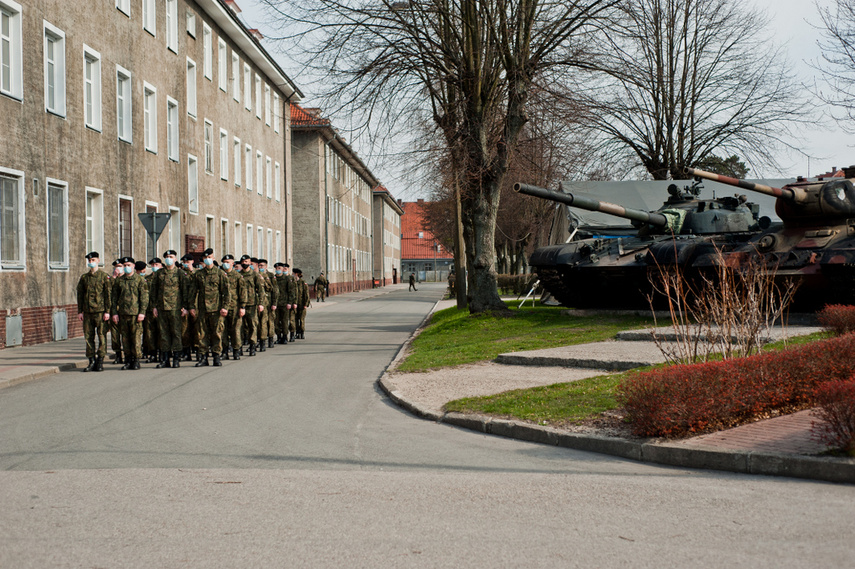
[[514, 183, 669, 227], [686, 167, 806, 202]]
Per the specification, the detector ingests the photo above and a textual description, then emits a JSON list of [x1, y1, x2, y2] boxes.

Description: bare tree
[[575, 0, 810, 180], [815, 0, 855, 131], [261, 0, 616, 313]]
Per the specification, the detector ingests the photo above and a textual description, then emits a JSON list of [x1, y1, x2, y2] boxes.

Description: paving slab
[[496, 340, 668, 370], [616, 325, 825, 343]]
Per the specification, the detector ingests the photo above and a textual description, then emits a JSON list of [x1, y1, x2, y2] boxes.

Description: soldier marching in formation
[[81, 248, 319, 370]]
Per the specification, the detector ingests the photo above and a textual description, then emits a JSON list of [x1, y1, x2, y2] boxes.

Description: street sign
[[137, 212, 172, 247]]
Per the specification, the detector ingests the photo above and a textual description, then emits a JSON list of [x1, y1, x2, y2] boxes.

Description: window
[[275, 230, 281, 262], [116, 65, 132, 142], [266, 156, 272, 199], [142, 0, 155, 36], [85, 189, 104, 260], [256, 151, 262, 196], [143, 82, 157, 153], [267, 229, 272, 261], [234, 221, 241, 258], [44, 22, 66, 117], [219, 129, 228, 180], [203, 24, 212, 79], [168, 207, 180, 253], [218, 38, 227, 91], [257, 227, 263, 257], [274, 161, 281, 202], [220, 219, 228, 255], [188, 154, 198, 214], [0, 169, 23, 267], [0, 1, 21, 101], [83, 46, 101, 131], [246, 224, 253, 256], [233, 137, 241, 187], [245, 144, 252, 191], [231, 53, 239, 102], [264, 84, 270, 125], [166, 0, 178, 52], [273, 93, 280, 133], [204, 120, 213, 173], [116, 0, 130, 17], [206, 215, 214, 251], [243, 63, 250, 111], [255, 74, 261, 119], [186, 58, 196, 117], [118, 196, 133, 257], [166, 96, 178, 161], [145, 203, 157, 261], [186, 10, 196, 37]]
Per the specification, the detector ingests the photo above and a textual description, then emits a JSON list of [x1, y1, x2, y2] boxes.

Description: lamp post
[[433, 239, 438, 282]]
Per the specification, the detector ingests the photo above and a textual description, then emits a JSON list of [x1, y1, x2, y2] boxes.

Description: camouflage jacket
[[224, 269, 247, 311], [276, 274, 296, 305], [76, 270, 111, 313], [192, 265, 229, 313], [257, 271, 275, 306], [111, 273, 149, 316], [150, 267, 188, 311], [296, 279, 310, 307], [314, 275, 328, 290], [241, 269, 263, 306]]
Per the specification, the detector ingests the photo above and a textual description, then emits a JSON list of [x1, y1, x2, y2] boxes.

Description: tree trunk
[[453, 181, 468, 309], [461, 179, 507, 313]]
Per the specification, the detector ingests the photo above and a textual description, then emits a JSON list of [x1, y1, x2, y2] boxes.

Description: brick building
[[290, 103, 381, 295], [399, 199, 454, 282], [0, 0, 301, 347], [372, 185, 403, 286]]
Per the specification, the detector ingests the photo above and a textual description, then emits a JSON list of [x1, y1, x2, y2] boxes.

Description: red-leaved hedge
[[617, 333, 855, 437], [812, 379, 855, 454], [817, 304, 855, 336]]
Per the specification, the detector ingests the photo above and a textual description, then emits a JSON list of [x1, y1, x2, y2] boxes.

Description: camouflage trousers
[[220, 309, 242, 353], [287, 307, 297, 333], [158, 309, 183, 352], [197, 311, 224, 354], [242, 306, 259, 345], [262, 305, 275, 339], [276, 306, 289, 336], [83, 312, 108, 358], [110, 319, 122, 356], [183, 314, 198, 350], [315, 286, 326, 301], [258, 305, 270, 341], [118, 315, 142, 360], [296, 306, 307, 333], [143, 310, 159, 355]]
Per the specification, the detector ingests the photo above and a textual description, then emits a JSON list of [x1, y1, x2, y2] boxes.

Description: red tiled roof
[[400, 201, 454, 260], [291, 103, 331, 127]]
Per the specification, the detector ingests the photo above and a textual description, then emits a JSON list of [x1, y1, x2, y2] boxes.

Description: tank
[[515, 181, 767, 309], [686, 166, 855, 309]]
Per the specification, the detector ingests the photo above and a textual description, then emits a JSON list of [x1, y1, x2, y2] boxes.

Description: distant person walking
[[409, 272, 418, 292], [314, 272, 328, 302], [447, 270, 456, 297]]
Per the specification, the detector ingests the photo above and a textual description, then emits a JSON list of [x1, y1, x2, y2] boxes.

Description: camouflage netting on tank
[[659, 209, 687, 234]]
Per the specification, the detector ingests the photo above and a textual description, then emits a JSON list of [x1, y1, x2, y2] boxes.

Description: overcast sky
[[237, 0, 853, 195]]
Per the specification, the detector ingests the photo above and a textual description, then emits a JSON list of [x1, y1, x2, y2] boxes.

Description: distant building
[[373, 186, 403, 286], [290, 103, 379, 294], [399, 199, 453, 282], [0, 0, 301, 347]]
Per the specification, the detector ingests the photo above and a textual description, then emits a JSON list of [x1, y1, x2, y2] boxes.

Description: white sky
[[237, 0, 853, 193]]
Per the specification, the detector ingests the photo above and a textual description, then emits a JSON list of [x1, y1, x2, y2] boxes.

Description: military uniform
[[143, 266, 160, 362], [274, 266, 294, 344], [180, 260, 197, 360], [150, 259, 188, 368], [76, 254, 111, 371], [111, 260, 149, 370], [221, 259, 247, 359], [109, 261, 124, 363], [256, 268, 272, 351], [294, 271, 310, 340], [240, 258, 264, 356], [191, 256, 229, 366], [314, 273, 328, 302]]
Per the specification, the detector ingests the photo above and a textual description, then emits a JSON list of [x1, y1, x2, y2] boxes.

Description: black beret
[[135, 261, 147, 271], [163, 249, 177, 257], [203, 248, 214, 256], [181, 254, 193, 262], [273, 263, 282, 268], [222, 254, 235, 262], [258, 258, 268, 264], [282, 263, 290, 268], [250, 257, 259, 263], [85, 251, 99, 260], [213, 260, 220, 267], [239, 255, 252, 262], [121, 257, 134, 264], [149, 257, 162, 265], [113, 259, 122, 266], [293, 268, 302, 275]]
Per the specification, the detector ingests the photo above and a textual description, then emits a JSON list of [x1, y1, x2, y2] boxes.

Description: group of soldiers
[[75, 248, 312, 371]]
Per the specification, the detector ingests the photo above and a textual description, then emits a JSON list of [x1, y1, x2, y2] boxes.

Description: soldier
[[150, 250, 189, 368], [239, 255, 263, 356], [293, 268, 311, 340], [180, 254, 197, 361], [220, 254, 246, 360], [282, 263, 299, 342], [257, 259, 277, 350], [447, 270, 456, 297], [143, 258, 162, 363], [273, 263, 291, 344], [409, 272, 418, 291], [314, 272, 328, 302], [76, 251, 111, 372], [111, 257, 148, 370], [110, 259, 124, 364], [190, 248, 229, 366]]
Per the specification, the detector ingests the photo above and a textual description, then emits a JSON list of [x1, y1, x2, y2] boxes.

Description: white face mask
[[204, 258, 214, 266], [164, 257, 175, 267], [223, 263, 231, 270], [87, 261, 98, 269], [124, 266, 134, 274]]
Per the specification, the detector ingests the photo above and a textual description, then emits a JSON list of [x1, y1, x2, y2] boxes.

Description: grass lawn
[[395, 301, 657, 373]]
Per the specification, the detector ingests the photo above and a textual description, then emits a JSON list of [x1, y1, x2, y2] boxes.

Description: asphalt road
[[1, 283, 853, 568]]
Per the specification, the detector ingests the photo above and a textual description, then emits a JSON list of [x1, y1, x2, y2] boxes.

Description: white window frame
[[243, 63, 251, 111], [116, 65, 132, 143], [166, 0, 178, 52], [247, 223, 253, 256], [256, 150, 263, 196], [144, 200, 159, 261], [188, 154, 199, 214], [186, 10, 196, 37], [255, 74, 261, 119], [116, 0, 130, 17], [221, 218, 229, 255], [166, 96, 178, 161], [218, 38, 227, 91], [142, 0, 155, 36], [83, 45, 102, 131], [43, 21, 66, 117], [273, 93, 280, 133], [0, 1, 23, 102], [186, 57, 197, 118], [204, 119, 213, 173], [245, 144, 252, 191], [265, 156, 272, 199], [206, 214, 215, 252], [234, 221, 241, 258], [0, 166, 25, 269], [117, 195, 134, 258], [275, 230, 281, 262], [232, 53, 240, 102], [219, 128, 228, 180], [274, 161, 281, 202], [168, 206, 181, 253], [85, 188, 104, 263], [266, 229, 272, 261], [143, 81, 157, 153], [264, 83, 271, 125], [233, 136, 241, 187], [257, 226, 263, 257], [202, 24, 212, 80]]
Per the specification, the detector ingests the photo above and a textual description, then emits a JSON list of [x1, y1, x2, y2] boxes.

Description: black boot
[[233, 347, 241, 361], [213, 353, 222, 366], [267, 337, 273, 348], [121, 358, 132, 370], [93, 357, 104, 372], [195, 352, 209, 367], [290, 332, 295, 342], [131, 358, 141, 370], [222, 347, 230, 360], [183, 348, 192, 362], [258, 341, 266, 352], [84, 357, 95, 372], [113, 353, 123, 365], [172, 351, 181, 368], [249, 344, 256, 356], [156, 351, 171, 368]]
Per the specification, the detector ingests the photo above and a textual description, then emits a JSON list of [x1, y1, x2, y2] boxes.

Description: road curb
[[377, 372, 855, 485], [0, 360, 89, 391]]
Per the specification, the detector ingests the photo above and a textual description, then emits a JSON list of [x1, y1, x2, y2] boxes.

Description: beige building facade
[[0, 0, 300, 347], [372, 186, 403, 286]]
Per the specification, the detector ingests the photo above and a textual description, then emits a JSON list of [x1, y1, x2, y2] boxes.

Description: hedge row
[[817, 304, 855, 336], [812, 380, 855, 454], [617, 333, 855, 438]]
